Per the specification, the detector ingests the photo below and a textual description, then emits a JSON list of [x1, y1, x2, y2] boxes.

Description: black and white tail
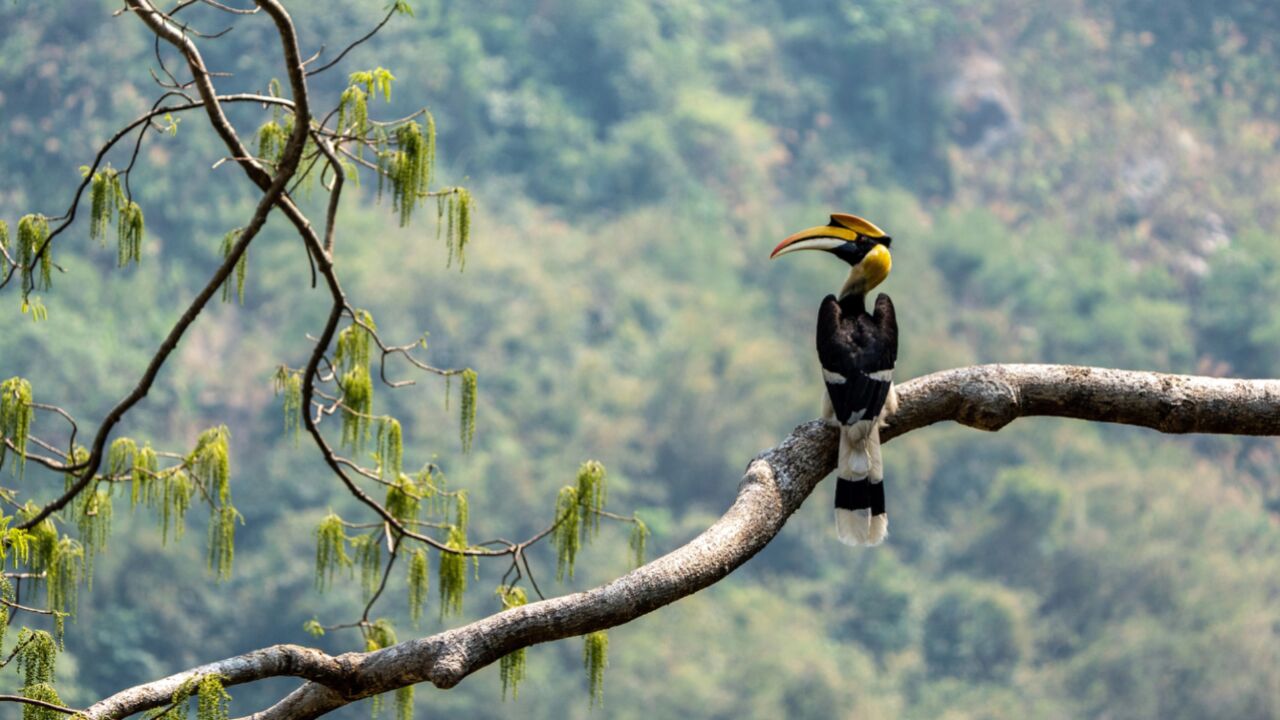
[[826, 371, 895, 546]]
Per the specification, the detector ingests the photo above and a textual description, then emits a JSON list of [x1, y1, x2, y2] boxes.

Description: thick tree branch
[[76, 364, 1279, 720], [881, 364, 1280, 440], [82, 645, 352, 719]]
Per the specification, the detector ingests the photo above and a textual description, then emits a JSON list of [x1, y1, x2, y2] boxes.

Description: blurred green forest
[[2, 0, 1280, 717]]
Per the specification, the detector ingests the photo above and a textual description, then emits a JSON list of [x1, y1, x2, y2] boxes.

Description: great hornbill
[[771, 213, 898, 546]]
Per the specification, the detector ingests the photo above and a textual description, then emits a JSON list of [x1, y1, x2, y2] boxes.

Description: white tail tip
[[868, 513, 889, 546], [836, 507, 871, 546], [835, 508, 888, 547]]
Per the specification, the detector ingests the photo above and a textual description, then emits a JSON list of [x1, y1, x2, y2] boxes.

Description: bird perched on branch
[[771, 213, 898, 546]]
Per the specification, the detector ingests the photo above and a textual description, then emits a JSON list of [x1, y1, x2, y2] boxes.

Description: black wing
[[816, 293, 899, 424]]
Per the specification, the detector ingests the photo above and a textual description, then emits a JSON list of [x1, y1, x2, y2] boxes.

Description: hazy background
[[2, 1, 1280, 717]]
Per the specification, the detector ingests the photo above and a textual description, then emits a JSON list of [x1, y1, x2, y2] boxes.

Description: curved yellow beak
[[769, 224, 861, 259]]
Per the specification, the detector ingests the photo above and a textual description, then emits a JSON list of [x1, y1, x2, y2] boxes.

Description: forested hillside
[[2, 1, 1279, 717]]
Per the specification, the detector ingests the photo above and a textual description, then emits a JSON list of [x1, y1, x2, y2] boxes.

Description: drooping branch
[[77, 364, 1280, 720]]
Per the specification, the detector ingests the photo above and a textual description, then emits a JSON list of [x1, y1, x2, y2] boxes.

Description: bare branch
[[82, 645, 351, 719], [0, 694, 83, 716], [304, 4, 400, 77]]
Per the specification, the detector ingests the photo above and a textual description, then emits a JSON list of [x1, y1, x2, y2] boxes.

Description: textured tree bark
[[80, 364, 1280, 719]]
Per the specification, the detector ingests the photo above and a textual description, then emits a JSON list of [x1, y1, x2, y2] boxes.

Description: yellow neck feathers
[[840, 244, 892, 298]]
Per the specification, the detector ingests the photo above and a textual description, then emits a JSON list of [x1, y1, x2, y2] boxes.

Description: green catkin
[[498, 587, 528, 700], [352, 533, 383, 600], [314, 512, 352, 591], [0, 574, 11, 650], [628, 514, 649, 568], [424, 112, 436, 184], [364, 618, 398, 719], [219, 229, 248, 304], [407, 548, 429, 627], [584, 630, 609, 707], [338, 85, 369, 137], [21, 683, 63, 720], [460, 368, 477, 453], [90, 172, 109, 243], [160, 469, 194, 543], [386, 473, 420, 525], [576, 461, 607, 540], [17, 214, 52, 293], [153, 675, 197, 720], [131, 443, 160, 508], [190, 426, 231, 498], [0, 377, 34, 475], [376, 147, 390, 202], [552, 486, 581, 581], [436, 194, 445, 244], [47, 537, 84, 616], [366, 618, 397, 651], [0, 220, 9, 275], [89, 168, 122, 245], [187, 426, 238, 578], [341, 367, 374, 450], [20, 296, 47, 322], [272, 367, 303, 442], [454, 489, 469, 534], [395, 686, 414, 720], [257, 119, 289, 166], [108, 437, 137, 478], [197, 675, 231, 720], [16, 628, 57, 688], [335, 311, 375, 374], [337, 314, 376, 449], [349, 68, 396, 103], [377, 418, 404, 480], [451, 187, 472, 269], [117, 200, 144, 267], [439, 525, 467, 617], [390, 121, 432, 226], [445, 194, 456, 264], [23, 507, 59, 575], [417, 466, 442, 515], [76, 487, 112, 584], [208, 504, 242, 581]]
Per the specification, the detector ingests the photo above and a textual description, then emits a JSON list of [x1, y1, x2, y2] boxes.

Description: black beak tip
[[881, 236, 892, 248]]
